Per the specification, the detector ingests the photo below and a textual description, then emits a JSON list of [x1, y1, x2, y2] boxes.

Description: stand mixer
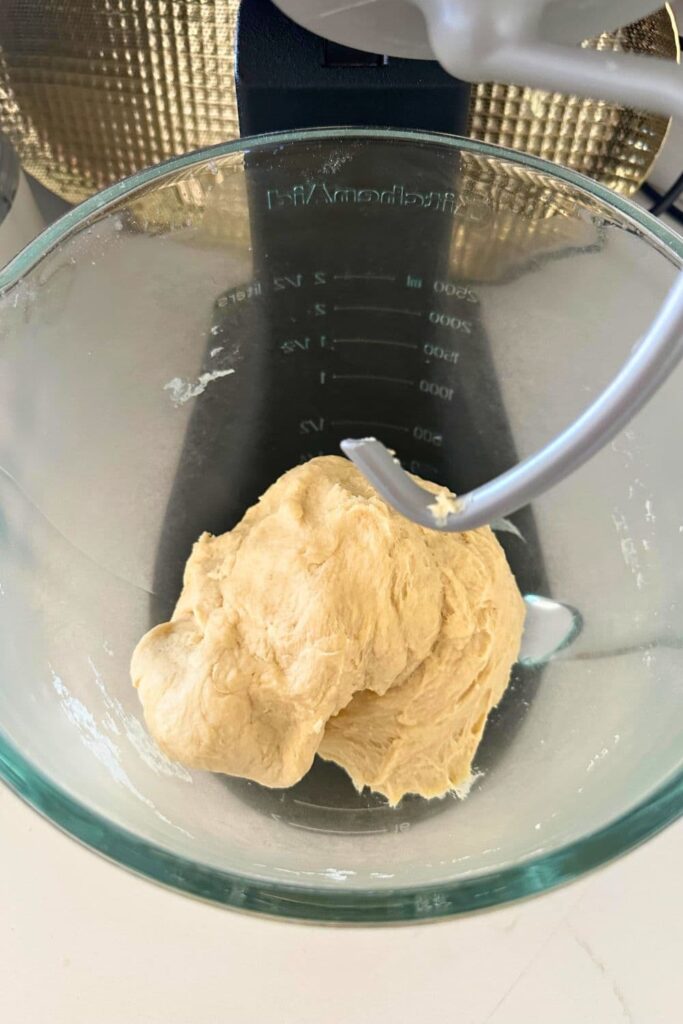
[[0, 0, 681, 921]]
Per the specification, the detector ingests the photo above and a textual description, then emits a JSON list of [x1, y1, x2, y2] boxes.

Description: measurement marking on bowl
[[331, 419, 410, 433], [333, 273, 396, 282], [285, 820, 388, 836], [292, 799, 388, 813], [334, 337, 418, 349], [333, 304, 422, 317], [274, 866, 321, 878], [331, 373, 414, 386]]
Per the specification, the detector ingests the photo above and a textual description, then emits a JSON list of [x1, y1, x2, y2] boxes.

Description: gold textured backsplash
[[0, 2, 677, 204], [0, 0, 240, 202], [468, 7, 679, 195]]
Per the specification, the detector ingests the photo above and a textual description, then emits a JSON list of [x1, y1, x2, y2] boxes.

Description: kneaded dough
[[131, 456, 525, 804]]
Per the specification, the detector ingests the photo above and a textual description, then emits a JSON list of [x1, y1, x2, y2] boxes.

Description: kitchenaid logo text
[[265, 182, 459, 214]]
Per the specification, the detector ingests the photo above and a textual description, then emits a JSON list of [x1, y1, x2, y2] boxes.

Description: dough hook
[[342, 269, 683, 530]]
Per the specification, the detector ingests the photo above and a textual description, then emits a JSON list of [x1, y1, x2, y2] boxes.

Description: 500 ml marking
[[300, 416, 325, 434], [413, 425, 443, 446]]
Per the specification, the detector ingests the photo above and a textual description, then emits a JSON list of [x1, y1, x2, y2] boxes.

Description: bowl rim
[[1, 126, 682, 922], [2, 735, 681, 922], [4, 126, 683, 292]]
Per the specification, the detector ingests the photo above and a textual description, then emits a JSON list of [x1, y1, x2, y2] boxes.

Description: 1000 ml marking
[[419, 380, 453, 401]]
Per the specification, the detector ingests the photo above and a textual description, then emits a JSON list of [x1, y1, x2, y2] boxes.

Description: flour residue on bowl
[[50, 663, 193, 836], [51, 666, 130, 788], [323, 867, 357, 883], [321, 151, 352, 175], [164, 367, 234, 406], [87, 656, 192, 782], [611, 507, 647, 590]]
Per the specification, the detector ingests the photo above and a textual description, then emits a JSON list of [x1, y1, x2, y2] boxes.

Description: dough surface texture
[[131, 456, 525, 804]]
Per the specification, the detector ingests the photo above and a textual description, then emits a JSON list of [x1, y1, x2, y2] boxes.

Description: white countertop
[[1, 783, 680, 1023]]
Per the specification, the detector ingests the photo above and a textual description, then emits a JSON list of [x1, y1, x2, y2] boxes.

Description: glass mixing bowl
[[1, 129, 681, 922]]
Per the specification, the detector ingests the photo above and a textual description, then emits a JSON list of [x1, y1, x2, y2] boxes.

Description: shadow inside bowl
[[219, 656, 546, 834]]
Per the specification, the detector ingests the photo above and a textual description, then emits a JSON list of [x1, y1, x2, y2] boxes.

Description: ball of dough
[[131, 455, 525, 804]]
